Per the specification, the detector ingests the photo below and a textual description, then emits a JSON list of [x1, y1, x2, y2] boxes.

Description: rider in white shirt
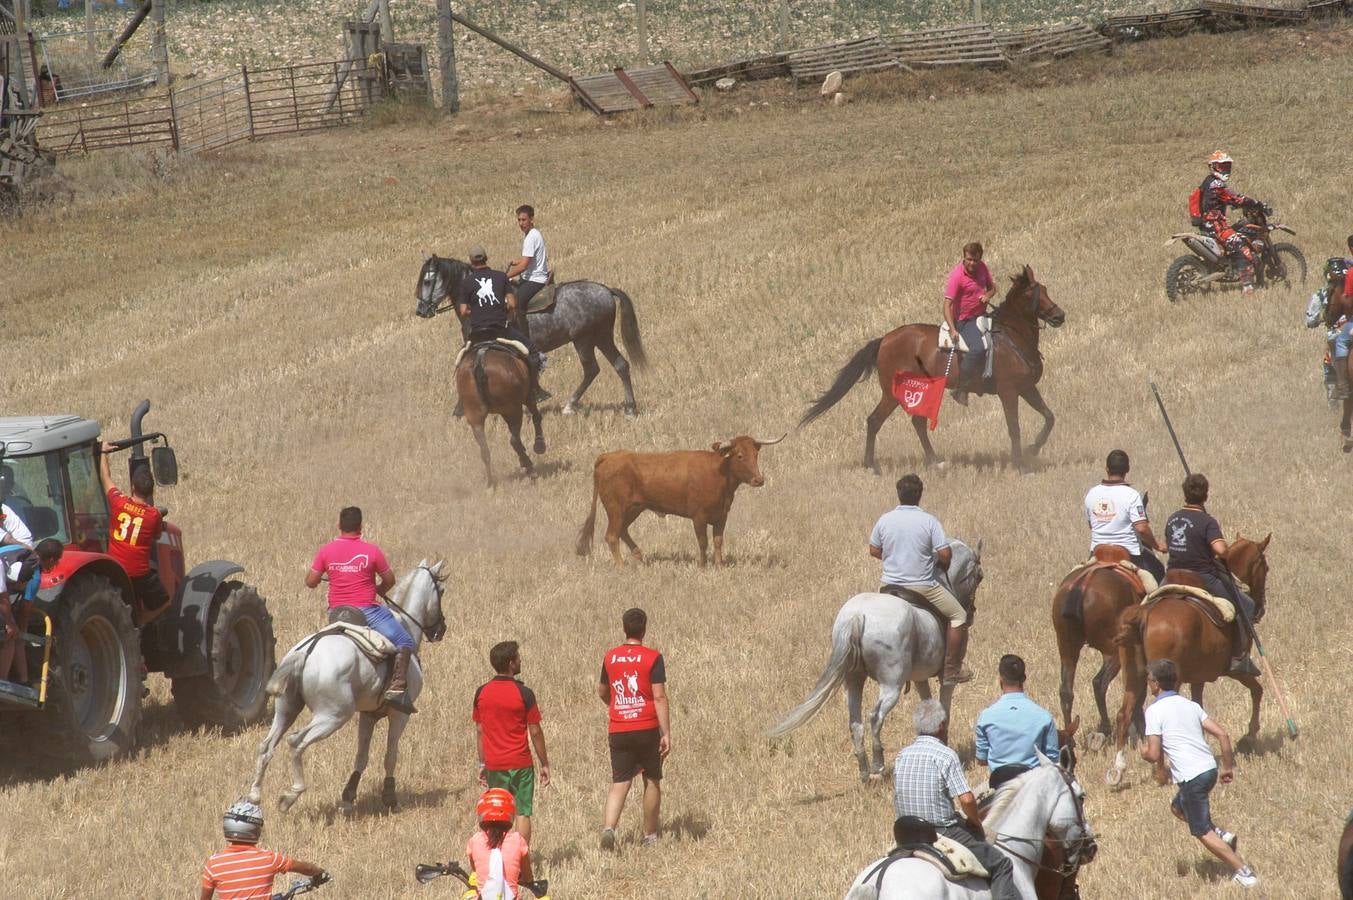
[[1083, 449, 1165, 582], [505, 205, 550, 392]]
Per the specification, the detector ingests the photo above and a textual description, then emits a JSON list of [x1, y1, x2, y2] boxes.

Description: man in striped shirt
[[200, 799, 327, 899]]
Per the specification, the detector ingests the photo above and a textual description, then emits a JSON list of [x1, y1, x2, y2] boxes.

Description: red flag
[[891, 370, 947, 431]]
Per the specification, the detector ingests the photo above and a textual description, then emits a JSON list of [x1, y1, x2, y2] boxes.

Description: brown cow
[[576, 435, 784, 567]]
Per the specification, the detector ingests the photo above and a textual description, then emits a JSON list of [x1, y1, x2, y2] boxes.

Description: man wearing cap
[[458, 247, 542, 396], [974, 654, 1060, 789]]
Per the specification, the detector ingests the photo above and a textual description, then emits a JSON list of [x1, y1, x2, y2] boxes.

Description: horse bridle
[[380, 565, 448, 643], [419, 258, 459, 317], [990, 764, 1097, 880]]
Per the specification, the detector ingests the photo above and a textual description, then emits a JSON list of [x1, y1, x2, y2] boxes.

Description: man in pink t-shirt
[[942, 241, 997, 405], [305, 507, 415, 713]]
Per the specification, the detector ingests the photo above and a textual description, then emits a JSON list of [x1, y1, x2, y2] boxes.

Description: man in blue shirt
[[975, 654, 1059, 789]]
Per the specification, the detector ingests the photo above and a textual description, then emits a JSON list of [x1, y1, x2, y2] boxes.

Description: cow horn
[[754, 434, 786, 447], [713, 440, 732, 452]]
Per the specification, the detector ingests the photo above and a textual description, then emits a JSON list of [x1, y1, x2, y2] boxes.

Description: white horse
[[248, 561, 448, 813], [845, 753, 1097, 900], [768, 539, 983, 782]]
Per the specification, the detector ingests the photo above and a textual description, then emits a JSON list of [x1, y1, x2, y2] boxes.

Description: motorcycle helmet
[[223, 798, 265, 843], [476, 788, 516, 824], [1207, 150, 1233, 183]]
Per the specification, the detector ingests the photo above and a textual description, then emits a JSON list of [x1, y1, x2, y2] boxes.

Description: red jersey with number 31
[[107, 487, 162, 576], [601, 643, 665, 733]]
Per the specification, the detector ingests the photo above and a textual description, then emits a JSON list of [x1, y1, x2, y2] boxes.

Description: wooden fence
[[36, 57, 375, 156]]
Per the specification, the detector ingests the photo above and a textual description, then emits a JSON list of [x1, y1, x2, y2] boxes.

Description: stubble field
[[3, 24, 1350, 900]]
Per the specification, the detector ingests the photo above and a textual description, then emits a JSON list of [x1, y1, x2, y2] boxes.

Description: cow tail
[[576, 478, 599, 557], [472, 347, 490, 407], [800, 338, 883, 428], [612, 288, 647, 369], [767, 614, 864, 737]]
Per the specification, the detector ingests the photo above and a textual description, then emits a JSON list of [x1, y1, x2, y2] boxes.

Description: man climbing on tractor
[[98, 440, 171, 625], [1192, 152, 1268, 293]]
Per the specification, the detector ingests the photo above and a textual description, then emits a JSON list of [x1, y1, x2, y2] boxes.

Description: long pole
[[435, 0, 458, 113], [636, 0, 648, 64], [1149, 382, 1298, 739]]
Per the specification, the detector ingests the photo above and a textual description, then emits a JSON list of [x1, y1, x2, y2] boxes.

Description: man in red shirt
[[98, 441, 169, 624], [472, 640, 551, 844], [200, 798, 327, 899], [598, 607, 670, 850]]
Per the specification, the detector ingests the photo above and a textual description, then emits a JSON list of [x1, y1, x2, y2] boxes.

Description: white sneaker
[[1232, 867, 1258, 887], [1214, 828, 1238, 851]]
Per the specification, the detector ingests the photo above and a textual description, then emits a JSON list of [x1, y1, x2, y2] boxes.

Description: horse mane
[[995, 268, 1033, 313], [980, 765, 1049, 834]]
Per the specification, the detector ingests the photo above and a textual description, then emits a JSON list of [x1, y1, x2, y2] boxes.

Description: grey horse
[[767, 539, 984, 782], [415, 255, 647, 417]]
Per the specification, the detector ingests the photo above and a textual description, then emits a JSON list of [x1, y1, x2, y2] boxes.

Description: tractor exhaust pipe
[[128, 399, 152, 482]]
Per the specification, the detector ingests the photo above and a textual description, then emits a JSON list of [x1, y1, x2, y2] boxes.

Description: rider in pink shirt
[[942, 241, 997, 405], [305, 506, 416, 713]]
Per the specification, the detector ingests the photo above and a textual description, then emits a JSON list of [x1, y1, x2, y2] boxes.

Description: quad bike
[[1165, 206, 1306, 301], [415, 861, 550, 899]]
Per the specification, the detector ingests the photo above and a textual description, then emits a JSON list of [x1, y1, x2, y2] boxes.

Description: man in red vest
[[98, 441, 169, 624], [598, 607, 670, 851]]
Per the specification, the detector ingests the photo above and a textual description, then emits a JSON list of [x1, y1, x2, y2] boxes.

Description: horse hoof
[[561, 402, 576, 416], [1104, 767, 1123, 786], [534, 441, 546, 454], [1236, 735, 1255, 754], [1085, 732, 1107, 753], [338, 801, 355, 816], [623, 405, 637, 419], [278, 792, 299, 812], [868, 772, 884, 783]]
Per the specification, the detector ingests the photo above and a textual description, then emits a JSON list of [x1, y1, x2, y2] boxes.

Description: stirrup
[[1227, 656, 1260, 678], [383, 690, 417, 714]]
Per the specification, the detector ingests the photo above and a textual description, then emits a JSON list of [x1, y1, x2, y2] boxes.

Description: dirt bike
[[272, 872, 330, 900], [1164, 205, 1306, 301], [415, 861, 550, 899]]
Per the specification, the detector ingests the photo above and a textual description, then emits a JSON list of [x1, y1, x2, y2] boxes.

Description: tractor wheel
[[1268, 243, 1307, 289], [171, 583, 275, 730], [41, 576, 143, 763], [1165, 256, 1210, 302]]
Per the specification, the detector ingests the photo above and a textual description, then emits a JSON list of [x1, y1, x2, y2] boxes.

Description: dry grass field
[[4, 22, 1352, 900]]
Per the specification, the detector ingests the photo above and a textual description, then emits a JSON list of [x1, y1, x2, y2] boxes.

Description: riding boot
[[1227, 629, 1259, 677], [1333, 357, 1351, 401], [384, 649, 417, 714], [942, 625, 973, 686]]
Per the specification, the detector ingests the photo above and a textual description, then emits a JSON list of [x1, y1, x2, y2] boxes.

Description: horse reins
[[989, 765, 1095, 880], [380, 565, 448, 643]]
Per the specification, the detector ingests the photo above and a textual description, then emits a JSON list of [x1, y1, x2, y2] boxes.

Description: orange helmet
[[476, 788, 516, 824], [1207, 151, 1233, 181]]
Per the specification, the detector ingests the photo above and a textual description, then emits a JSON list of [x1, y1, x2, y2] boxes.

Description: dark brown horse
[[1108, 535, 1271, 784], [1339, 809, 1353, 899], [455, 344, 544, 486], [1052, 546, 1151, 748], [800, 266, 1065, 472], [1326, 276, 1353, 452]]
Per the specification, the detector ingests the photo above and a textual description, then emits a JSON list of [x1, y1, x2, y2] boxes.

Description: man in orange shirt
[[98, 441, 169, 624], [201, 799, 328, 900]]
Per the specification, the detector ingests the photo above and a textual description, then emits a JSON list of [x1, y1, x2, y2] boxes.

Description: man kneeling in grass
[[1141, 658, 1258, 888]]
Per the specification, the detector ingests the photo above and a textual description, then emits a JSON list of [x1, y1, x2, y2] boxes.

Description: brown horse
[[1051, 547, 1151, 748], [455, 344, 544, 486], [1108, 535, 1271, 783], [800, 266, 1065, 472], [1326, 275, 1353, 452]]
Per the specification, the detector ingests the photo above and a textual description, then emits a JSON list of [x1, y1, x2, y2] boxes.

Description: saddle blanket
[[454, 338, 530, 368], [1142, 584, 1235, 622], [1065, 555, 1159, 595], [925, 836, 991, 882], [525, 280, 556, 313], [937, 316, 992, 354], [316, 622, 398, 661]]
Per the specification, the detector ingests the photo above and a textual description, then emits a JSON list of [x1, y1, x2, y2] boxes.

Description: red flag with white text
[[891, 370, 947, 431]]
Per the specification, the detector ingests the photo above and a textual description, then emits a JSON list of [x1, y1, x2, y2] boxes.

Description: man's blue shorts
[[360, 604, 415, 650], [1171, 768, 1218, 837]]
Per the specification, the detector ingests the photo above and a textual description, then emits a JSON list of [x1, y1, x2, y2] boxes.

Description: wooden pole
[[101, 0, 151, 69], [377, 0, 394, 44], [973, 0, 983, 23], [435, 0, 458, 114], [150, 0, 168, 86], [636, 0, 648, 63], [86, 0, 95, 57], [778, 0, 790, 48]]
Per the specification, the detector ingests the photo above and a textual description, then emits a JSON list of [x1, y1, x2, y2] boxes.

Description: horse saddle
[[1141, 581, 1235, 626], [314, 620, 399, 662], [525, 279, 556, 314], [879, 584, 953, 635], [1061, 546, 1158, 605], [865, 820, 991, 889], [937, 316, 992, 354], [453, 337, 530, 368]]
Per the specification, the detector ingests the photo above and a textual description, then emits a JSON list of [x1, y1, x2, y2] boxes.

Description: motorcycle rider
[[1196, 151, 1267, 293]]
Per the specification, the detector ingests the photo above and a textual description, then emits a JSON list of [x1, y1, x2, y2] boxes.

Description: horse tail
[[576, 477, 599, 557], [1059, 575, 1087, 625], [1114, 604, 1145, 650], [266, 647, 307, 702], [611, 288, 648, 369], [767, 614, 865, 738], [800, 338, 883, 428], [472, 347, 491, 408]]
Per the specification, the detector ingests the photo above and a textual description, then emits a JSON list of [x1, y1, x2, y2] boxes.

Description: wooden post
[[973, 0, 983, 23], [636, 0, 648, 63], [778, 0, 790, 47], [241, 63, 254, 139], [150, 0, 168, 85], [377, 0, 394, 44], [85, 0, 95, 57], [11, 0, 28, 107], [435, 0, 458, 113]]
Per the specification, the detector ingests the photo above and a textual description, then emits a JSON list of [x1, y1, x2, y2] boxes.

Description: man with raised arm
[[98, 441, 169, 625]]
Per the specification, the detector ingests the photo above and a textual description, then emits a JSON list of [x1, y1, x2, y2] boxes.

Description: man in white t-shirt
[[869, 474, 970, 685], [505, 205, 551, 388], [1141, 658, 1257, 889], [1083, 449, 1165, 582]]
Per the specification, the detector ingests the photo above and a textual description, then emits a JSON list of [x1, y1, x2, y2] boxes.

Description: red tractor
[[0, 401, 275, 763]]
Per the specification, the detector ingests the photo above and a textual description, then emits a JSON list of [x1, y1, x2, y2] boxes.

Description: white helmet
[[223, 798, 265, 843], [1207, 150, 1232, 184]]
